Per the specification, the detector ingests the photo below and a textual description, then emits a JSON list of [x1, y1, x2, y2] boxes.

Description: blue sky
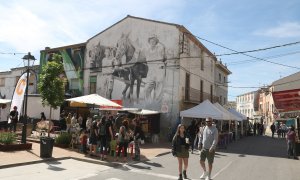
[[0, 0, 300, 101]]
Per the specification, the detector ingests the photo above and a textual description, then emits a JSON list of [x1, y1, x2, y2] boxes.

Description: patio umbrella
[[65, 94, 122, 108]]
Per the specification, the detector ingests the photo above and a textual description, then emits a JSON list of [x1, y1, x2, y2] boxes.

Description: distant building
[[0, 65, 39, 121], [236, 91, 259, 120]]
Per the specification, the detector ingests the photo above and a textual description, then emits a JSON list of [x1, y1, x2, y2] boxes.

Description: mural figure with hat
[[144, 34, 166, 103], [9, 106, 19, 132]]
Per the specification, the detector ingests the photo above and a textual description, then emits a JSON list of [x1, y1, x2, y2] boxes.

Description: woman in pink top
[[286, 126, 297, 159]]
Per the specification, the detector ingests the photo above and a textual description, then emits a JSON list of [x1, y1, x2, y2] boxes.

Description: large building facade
[[39, 16, 231, 132], [83, 16, 230, 128]]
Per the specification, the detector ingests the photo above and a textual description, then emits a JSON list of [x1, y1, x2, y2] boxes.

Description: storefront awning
[[272, 89, 300, 112]]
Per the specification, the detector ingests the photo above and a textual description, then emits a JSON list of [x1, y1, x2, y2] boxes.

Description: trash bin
[[40, 137, 54, 158]]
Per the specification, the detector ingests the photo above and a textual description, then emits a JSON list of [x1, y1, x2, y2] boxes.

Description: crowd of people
[[58, 112, 145, 162]]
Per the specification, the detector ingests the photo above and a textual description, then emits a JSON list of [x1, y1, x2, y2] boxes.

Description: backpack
[[99, 123, 106, 136]]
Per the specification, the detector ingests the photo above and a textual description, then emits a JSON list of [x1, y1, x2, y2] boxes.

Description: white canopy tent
[[228, 109, 247, 120], [65, 94, 122, 108], [228, 108, 248, 137], [214, 103, 242, 121], [214, 103, 242, 139], [180, 100, 226, 119]]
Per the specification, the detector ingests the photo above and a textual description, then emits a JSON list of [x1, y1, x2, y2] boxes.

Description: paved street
[[0, 135, 298, 180]]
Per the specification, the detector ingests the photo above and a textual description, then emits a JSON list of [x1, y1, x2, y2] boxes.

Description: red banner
[[272, 89, 300, 112], [100, 100, 123, 109]]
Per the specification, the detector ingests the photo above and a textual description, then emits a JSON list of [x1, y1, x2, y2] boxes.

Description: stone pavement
[[0, 139, 171, 169]]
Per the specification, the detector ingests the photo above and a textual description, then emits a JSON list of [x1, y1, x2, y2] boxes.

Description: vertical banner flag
[[8, 72, 29, 123]]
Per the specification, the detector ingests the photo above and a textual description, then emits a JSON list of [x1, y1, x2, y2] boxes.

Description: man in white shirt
[[199, 117, 218, 180]]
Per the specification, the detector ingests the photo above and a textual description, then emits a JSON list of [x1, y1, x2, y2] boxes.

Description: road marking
[[125, 165, 199, 180], [72, 173, 98, 180], [212, 161, 234, 179]]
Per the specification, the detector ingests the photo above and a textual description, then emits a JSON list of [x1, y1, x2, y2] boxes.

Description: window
[[200, 80, 203, 102], [185, 73, 190, 101], [219, 73, 221, 82], [224, 97, 226, 105], [70, 78, 79, 89], [201, 50, 204, 71], [224, 76, 226, 83], [220, 95, 222, 104], [0, 78, 5, 87], [89, 76, 97, 94]]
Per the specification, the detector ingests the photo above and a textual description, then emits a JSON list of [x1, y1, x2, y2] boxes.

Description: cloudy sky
[[0, 0, 300, 101]]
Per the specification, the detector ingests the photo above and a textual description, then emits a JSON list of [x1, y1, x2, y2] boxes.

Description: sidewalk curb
[[0, 157, 71, 169]]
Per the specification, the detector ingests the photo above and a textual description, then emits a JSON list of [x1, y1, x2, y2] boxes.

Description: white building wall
[[84, 17, 181, 128], [0, 66, 38, 121], [179, 37, 215, 103], [236, 92, 257, 119]]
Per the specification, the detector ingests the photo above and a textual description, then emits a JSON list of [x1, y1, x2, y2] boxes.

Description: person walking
[[133, 118, 144, 161], [199, 117, 218, 180], [263, 122, 267, 136], [187, 120, 197, 154], [286, 125, 297, 159], [197, 122, 205, 150], [80, 129, 88, 154], [66, 113, 72, 132], [9, 106, 19, 132], [281, 123, 288, 138], [98, 116, 108, 160], [89, 120, 99, 155], [270, 123, 276, 138], [172, 124, 190, 180]]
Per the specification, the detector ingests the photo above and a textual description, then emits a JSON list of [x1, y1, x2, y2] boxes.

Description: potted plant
[[38, 53, 65, 158], [55, 133, 72, 148]]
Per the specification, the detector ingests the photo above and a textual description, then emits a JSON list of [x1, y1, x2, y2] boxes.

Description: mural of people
[[144, 34, 166, 104], [99, 47, 115, 99]]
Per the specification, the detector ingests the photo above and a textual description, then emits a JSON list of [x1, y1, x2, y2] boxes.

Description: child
[[80, 130, 88, 154]]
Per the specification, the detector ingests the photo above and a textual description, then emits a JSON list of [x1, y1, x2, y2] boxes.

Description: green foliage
[[38, 53, 65, 111], [0, 132, 16, 145], [55, 133, 72, 145]]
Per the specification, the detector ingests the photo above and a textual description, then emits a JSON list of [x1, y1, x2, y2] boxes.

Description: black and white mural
[[85, 18, 180, 116]]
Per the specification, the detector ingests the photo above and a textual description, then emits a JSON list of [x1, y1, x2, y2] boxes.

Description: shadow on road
[[217, 135, 289, 159]]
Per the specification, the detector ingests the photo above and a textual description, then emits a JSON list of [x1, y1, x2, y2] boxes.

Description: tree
[[38, 53, 65, 135]]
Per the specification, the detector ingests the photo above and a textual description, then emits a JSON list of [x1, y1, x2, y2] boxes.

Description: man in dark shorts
[[199, 117, 218, 180]]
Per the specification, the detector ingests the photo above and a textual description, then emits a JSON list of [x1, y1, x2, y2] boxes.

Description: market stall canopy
[[228, 108, 247, 120], [66, 94, 122, 108], [214, 103, 242, 121], [128, 109, 160, 115], [180, 99, 225, 119], [0, 99, 11, 104]]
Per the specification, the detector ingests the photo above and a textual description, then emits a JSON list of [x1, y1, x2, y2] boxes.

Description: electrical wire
[[216, 41, 300, 56], [193, 35, 300, 70]]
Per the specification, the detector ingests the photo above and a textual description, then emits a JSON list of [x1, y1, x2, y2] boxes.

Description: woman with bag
[[172, 124, 190, 180]]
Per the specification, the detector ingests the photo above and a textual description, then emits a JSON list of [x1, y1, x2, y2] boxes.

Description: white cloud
[[255, 22, 300, 38], [0, 0, 185, 53]]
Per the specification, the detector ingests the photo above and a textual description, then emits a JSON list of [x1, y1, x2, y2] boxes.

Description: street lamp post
[[21, 52, 36, 144]]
